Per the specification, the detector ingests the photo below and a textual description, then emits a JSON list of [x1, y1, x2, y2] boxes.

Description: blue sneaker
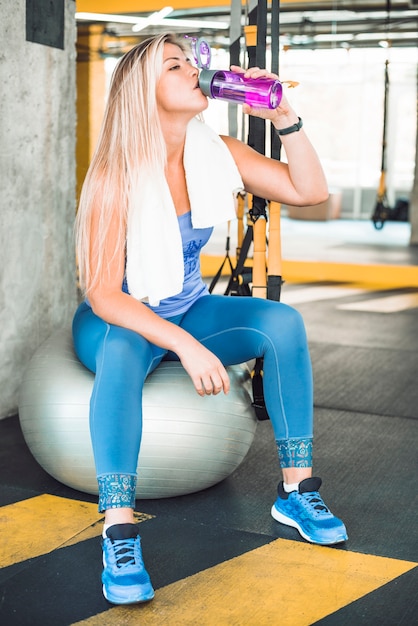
[[102, 523, 155, 604], [271, 477, 348, 545]]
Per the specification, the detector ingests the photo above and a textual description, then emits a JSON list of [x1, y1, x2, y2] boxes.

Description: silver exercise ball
[[18, 330, 257, 499]]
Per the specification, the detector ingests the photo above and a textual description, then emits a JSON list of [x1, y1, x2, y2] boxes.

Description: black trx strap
[[251, 357, 269, 420], [246, 0, 271, 420], [222, 225, 253, 297], [228, 0, 242, 138], [208, 225, 235, 294], [211, 1, 283, 421], [267, 0, 285, 304], [372, 1, 392, 230], [270, 0, 282, 163], [372, 58, 391, 230]]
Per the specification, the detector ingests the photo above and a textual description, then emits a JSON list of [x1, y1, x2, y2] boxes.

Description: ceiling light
[[75, 11, 229, 31], [76, 12, 140, 25], [132, 7, 174, 33], [314, 34, 354, 43], [355, 31, 418, 41], [291, 35, 313, 45]]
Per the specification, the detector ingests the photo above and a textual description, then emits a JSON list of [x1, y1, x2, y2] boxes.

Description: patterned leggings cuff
[[276, 438, 313, 468], [97, 473, 137, 512]]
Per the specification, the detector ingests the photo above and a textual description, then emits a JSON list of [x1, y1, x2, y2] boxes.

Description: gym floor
[[1, 219, 417, 625]]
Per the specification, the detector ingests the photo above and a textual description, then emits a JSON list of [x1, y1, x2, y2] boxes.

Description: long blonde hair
[[76, 33, 186, 295]]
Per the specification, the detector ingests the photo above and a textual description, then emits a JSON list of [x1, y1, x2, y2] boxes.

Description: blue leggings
[[72, 295, 313, 511]]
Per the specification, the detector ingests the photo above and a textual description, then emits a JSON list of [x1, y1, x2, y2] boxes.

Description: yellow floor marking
[[0, 494, 103, 567], [201, 254, 418, 289], [280, 261, 418, 288], [338, 292, 418, 313], [73, 538, 417, 626]]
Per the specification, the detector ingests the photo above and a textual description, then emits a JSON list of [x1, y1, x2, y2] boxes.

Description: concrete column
[[0, 0, 77, 418]]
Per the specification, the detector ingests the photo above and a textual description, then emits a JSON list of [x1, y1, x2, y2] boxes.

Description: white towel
[[126, 118, 243, 306]]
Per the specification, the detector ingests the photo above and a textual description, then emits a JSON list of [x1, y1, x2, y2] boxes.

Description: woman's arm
[[87, 201, 230, 396], [221, 66, 328, 207]]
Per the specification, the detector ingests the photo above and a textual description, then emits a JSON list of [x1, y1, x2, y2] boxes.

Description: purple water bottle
[[199, 69, 283, 110], [186, 36, 283, 110]]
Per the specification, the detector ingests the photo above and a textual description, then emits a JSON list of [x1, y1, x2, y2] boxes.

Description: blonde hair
[[76, 33, 187, 295]]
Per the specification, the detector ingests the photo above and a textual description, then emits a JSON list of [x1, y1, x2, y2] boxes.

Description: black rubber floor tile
[[313, 408, 418, 562], [299, 297, 418, 353], [311, 343, 418, 419], [0, 414, 97, 506], [0, 538, 108, 626]]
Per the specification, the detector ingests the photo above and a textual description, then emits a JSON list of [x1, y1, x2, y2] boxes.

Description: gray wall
[[0, 0, 77, 418]]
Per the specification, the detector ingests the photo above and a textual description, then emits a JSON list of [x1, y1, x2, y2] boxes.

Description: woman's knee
[[280, 303, 307, 337], [101, 326, 153, 371], [256, 301, 307, 339]]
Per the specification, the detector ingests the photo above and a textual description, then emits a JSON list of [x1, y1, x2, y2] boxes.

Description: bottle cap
[[198, 69, 219, 97]]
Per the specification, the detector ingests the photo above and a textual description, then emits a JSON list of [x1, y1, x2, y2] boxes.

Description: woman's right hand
[[177, 339, 230, 397]]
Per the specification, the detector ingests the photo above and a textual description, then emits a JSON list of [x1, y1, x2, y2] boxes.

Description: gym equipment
[[18, 330, 257, 499], [209, 0, 284, 420], [371, 59, 391, 230]]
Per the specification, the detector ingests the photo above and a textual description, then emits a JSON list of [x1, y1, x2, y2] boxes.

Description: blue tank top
[[123, 211, 213, 318]]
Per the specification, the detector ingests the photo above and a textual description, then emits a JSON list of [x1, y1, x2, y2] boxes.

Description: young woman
[[73, 33, 347, 605]]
